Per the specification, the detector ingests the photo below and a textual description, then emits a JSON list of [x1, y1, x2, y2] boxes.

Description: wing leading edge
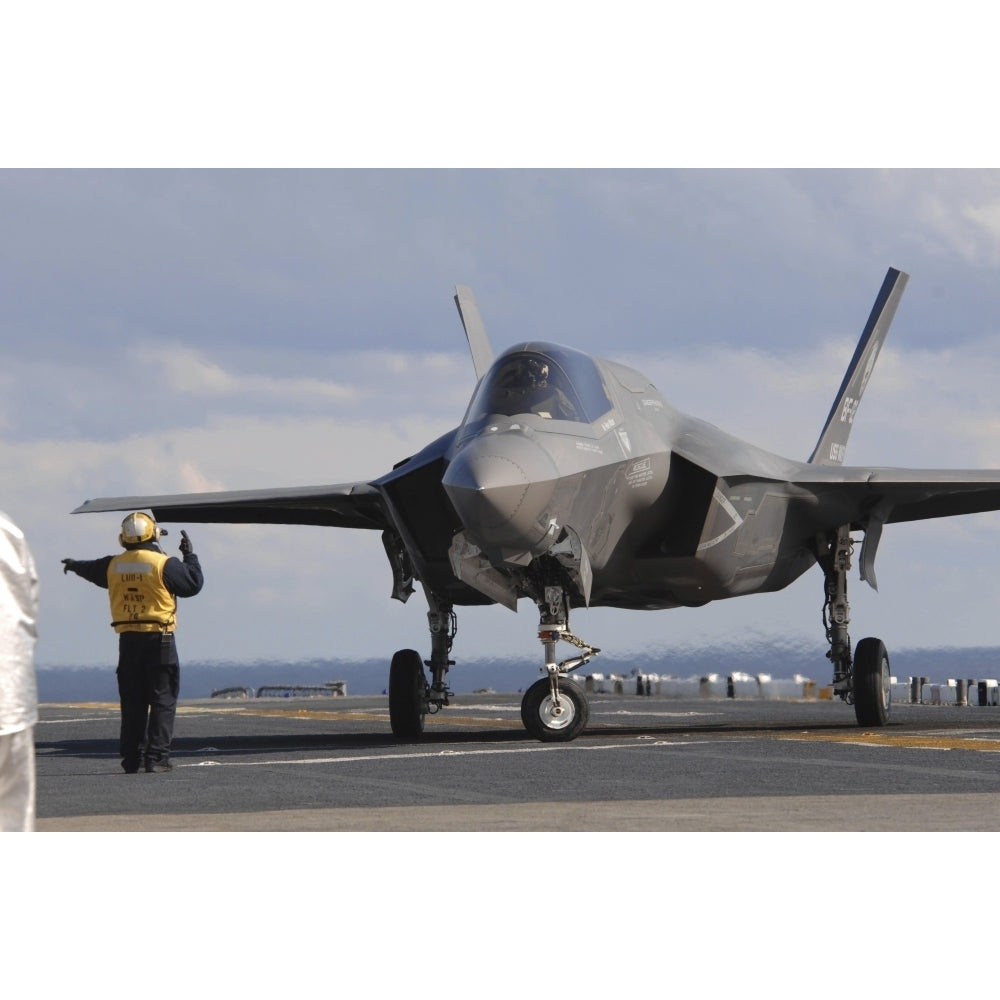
[[72, 482, 390, 530], [792, 464, 1000, 589], [794, 465, 1000, 523]]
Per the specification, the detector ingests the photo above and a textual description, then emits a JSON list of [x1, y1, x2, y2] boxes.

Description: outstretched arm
[[61, 556, 112, 588]]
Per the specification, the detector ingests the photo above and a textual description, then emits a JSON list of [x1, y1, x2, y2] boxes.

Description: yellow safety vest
[[107, 549, 177, 633]]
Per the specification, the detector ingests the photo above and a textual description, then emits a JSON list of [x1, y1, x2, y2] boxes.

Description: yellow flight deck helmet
[[119, 511, 164, 546]]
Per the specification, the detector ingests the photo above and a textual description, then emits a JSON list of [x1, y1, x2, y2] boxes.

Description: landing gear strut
[[388, 590, 456, 738], [818, 525, 891, 726], [520, 586, 599, 742]]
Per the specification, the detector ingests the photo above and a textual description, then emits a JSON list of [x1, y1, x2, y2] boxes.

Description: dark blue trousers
[[116, 632, 180, 770]]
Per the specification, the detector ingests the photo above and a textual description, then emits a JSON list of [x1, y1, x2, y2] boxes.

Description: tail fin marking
[[808, 267, 909, 465]]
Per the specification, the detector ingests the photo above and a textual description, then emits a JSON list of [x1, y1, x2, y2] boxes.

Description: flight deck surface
[[33, 693, 1000, 831]]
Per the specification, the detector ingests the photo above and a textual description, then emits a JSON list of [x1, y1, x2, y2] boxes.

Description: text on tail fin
[[808, 267, 909, 465]]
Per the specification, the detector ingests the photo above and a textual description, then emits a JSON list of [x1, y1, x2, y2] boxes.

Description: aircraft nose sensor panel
[[443, 432, 558, 558]]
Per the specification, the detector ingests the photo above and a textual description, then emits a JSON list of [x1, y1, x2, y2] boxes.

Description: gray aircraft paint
[[72, 269, 1000, 737]]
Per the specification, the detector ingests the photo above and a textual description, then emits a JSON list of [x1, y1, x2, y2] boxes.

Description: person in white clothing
[[0, 510, 39, 832]]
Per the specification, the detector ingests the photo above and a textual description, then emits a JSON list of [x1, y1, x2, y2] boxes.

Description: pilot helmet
[[119, 511, 161, 547], [524, 357, 549, 388]]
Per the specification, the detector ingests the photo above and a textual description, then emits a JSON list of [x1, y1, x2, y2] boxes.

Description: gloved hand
[[61, 558, 78, 574], [179, 530, 193, 556]]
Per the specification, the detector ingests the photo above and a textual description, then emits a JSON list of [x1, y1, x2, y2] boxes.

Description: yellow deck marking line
[[44, 703, 519, 728], [244, 707, 523, 728], [44, 702, 118, 710], [223, 708, 386, 722], [175, 705, 523, 728], [42, 703, 1000, 748], [776, 731, 1000, 753]]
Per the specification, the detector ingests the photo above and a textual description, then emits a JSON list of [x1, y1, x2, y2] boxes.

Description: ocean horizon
[[34, 642, 1000, 702]]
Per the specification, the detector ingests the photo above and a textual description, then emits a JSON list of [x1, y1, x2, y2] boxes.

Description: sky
[[3, 6, 1000, 694], [5, 166, 1000, 683]]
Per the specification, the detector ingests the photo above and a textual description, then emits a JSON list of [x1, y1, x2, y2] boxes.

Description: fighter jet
[[73, 268, 1000, 741]]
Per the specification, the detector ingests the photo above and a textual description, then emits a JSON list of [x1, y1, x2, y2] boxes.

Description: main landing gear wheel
[[520, 677, 589, 742], [389, 649, 427, 737], [853, 637, 891, 727]]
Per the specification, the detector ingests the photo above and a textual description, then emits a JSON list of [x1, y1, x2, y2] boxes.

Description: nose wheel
[[521, 676, 589, 741]]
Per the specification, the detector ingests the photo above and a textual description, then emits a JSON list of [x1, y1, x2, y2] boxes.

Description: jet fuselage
[[435, 342, 823, 613]]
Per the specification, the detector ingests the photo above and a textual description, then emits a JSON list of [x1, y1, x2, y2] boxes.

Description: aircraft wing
[[71, 482, 390, 530], [870, 470, 1000, 523], [792, 465, 1000, 589], [794, 466, 1000, 524]]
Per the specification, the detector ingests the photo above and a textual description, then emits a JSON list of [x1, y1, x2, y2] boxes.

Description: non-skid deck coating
[[33, 694, 1000, 831]]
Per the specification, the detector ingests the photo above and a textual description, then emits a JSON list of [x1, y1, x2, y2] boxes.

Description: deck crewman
[[63, 512, 203, 773]]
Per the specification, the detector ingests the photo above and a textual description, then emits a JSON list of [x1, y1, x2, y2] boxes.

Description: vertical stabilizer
[[808, 267, 909, 465], [454, 285, 495, 381]]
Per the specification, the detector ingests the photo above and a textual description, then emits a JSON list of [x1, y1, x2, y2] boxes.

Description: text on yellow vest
[[107, 549, 177, 633]]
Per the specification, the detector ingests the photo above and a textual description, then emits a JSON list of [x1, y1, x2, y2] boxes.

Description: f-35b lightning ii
[[74, 268, 1000, 741]]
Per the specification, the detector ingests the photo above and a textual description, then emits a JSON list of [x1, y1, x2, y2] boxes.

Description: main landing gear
[[388, 591, 456, 738], [819, 525, 891, 726]]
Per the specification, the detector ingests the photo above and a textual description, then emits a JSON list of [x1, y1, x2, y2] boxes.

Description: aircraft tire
[[520, 678, 589, 742], [853, 637, 891, 727], [389, 649, 427, 738]]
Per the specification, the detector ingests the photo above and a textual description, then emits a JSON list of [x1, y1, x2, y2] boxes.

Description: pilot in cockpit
[[496, 356, 578, 420]]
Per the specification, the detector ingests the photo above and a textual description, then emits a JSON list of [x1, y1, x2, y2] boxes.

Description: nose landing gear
[[520, 586, 599, 742]]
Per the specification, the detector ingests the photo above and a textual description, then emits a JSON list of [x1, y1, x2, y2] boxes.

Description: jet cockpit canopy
[[462, 342, 613, 428]]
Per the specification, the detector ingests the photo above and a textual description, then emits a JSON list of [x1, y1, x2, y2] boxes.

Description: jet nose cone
[[443, 432, 558, 554]]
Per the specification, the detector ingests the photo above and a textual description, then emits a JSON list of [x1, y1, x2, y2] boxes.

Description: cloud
[[142, 343, 364, 405], [921, 181, 1000, 266], [6, 169, 1000, 679], [0, 344, 469, 668], [11, 326, 1000, 671], [617, 331, 1000, 471], [143, 341, 476, 417]]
